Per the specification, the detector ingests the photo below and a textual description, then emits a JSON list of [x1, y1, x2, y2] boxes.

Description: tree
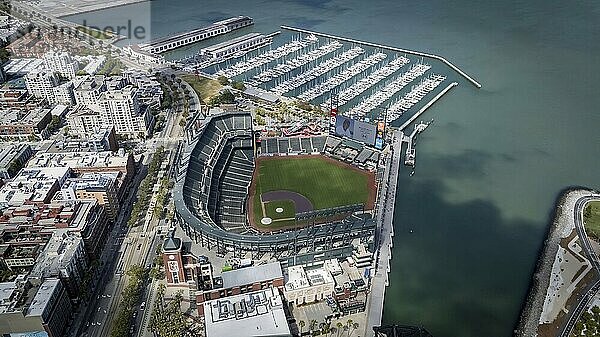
[[7, 160, 23, 177], [309, 320, 317, 333], [217, 75, 229, 86], [232, 81, 245, 91], [336, 322, 343, 337], [584, 205, 592, 219], [255, 115, 265, 126], [299, 320, 305, 336]]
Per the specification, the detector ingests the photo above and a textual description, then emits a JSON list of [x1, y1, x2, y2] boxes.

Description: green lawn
[[584, 201, 600, 240], [180, 75, 222, 104], [76, 26, 113, 39], [252, 156, 371, 229]]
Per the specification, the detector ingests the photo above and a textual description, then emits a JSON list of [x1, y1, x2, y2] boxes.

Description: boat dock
[[281, 25, 482, 89], [404, 121, 432, 166], [366, 129, 403, 335], [398, 81, 458, 130], [141, 16, 253, 54]]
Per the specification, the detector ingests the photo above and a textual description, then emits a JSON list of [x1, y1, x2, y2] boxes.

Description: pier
[[404, 121, 432, 166], [141, 16, 253, 54], [398, 82, 458, 130], [366, 129, 403, 336], [281, 25, 482, 89]]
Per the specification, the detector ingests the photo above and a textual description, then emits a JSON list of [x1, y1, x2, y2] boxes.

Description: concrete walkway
[[365, 129, 403, 336]]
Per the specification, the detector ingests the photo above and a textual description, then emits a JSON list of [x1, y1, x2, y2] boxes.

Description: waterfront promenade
[[365, 129, 404, 336]]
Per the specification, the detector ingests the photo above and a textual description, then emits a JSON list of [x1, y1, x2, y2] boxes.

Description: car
[[140, 301, 146, 310]]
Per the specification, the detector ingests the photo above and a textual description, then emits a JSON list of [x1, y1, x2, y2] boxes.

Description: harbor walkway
[[365, 129, 403, 336]]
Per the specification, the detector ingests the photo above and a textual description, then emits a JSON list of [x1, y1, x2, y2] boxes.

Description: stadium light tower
[[328, 91, 339, 135]]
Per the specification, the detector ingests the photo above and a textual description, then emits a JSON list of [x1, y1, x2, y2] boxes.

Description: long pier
[[366, 129, 403, 335], [142, 16, 253, 54], [398, 81, 458, 131], [280, 26, 482, 89]]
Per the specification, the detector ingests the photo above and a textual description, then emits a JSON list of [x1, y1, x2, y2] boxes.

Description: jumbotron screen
[[334, 115, 377, 145]]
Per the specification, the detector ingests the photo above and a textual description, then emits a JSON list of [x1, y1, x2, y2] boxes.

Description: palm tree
[[309, 319, 317, 333], [330, 327, 337, 337], [349, 322, 359, 336], [336, 322, 343, 337], [299, 320, 305, 336]]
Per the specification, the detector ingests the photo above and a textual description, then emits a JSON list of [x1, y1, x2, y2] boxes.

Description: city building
[[24, 71, 59, 104], [284, 265, 335, 306], [203, 287, 292, 337], [0, 277, 73, 337], [0, 244, 41, 271], [59, 172, 120, 220], [161, 230, 211, 288], [52, 81, 75, 106], [66, 105, 101, 136], [70, 75, 157, 137], [0, 200, 110, 261], [66, 200, 110, 258], [43, 51, 79, 80], [124, 71, 163, 107], [26, 150, 135, 196], [45, 126, 118, 153], [196, 261, 284, 316], [0, 167, 70, 209], [2, 58, 45, 77], [0, 108, 52, 140], [0, 62, 6, 84], [73, 75, 105, 112], [98, 85, 153, 137], [0, 88, 36, 110], [0, 143, 33, 179], [29, 230, 87, 298]]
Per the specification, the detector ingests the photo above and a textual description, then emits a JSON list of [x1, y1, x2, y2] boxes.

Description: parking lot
[[293, 300, 336, 327]]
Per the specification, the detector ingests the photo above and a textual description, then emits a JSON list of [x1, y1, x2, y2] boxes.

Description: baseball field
[[248, 155, 376, 230]]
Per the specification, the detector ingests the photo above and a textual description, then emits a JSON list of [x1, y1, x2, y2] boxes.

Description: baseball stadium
[[173, 111, 381, 265]]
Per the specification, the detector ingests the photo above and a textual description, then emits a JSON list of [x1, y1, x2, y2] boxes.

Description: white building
[[43, 51, 79, 80], [204, 287, 291, 337], [98, 85, 153, 137], [73, 75, 106, 112], [25, 71, 59, 104], [29, 230, 87, 294], [284, 265, 335, 306], [52, 81, 75, 106], [0, 167, 70, 209], [66, 106, 101, 137]]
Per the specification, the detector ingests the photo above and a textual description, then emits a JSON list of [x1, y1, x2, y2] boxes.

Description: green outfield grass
[[252, 156, 371, 229], [584, 201, 600, 240]]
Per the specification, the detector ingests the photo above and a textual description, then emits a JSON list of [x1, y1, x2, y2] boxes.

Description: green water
[[67, 1, 600, 335]]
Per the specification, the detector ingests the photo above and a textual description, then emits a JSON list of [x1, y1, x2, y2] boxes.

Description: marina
[[247, 41, 343, 85], [297, 52, 387, 101], [271, 46, 365, 95], [187, 26, 474, 136]]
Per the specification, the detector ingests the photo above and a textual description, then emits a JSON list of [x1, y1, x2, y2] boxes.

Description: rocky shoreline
[[514, 187, 595, 337]]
